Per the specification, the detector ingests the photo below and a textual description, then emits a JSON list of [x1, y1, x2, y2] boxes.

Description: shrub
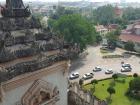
[[124, 41, 135, 52], [112, 74, 118, 80], [126, 77, 140, 100], [100, 49, 109, 53], [102, 54, 123, 59], [133, 73, 139, 78]]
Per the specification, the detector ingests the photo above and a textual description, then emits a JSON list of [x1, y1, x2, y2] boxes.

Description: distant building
[[95, 25, 108, 36], [118, 21, 140, 52], [114, 5, 123, 18], [108, 24, 119, 32]]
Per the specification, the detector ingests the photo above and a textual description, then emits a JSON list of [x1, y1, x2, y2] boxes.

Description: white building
[[95, 25, 108, 36]]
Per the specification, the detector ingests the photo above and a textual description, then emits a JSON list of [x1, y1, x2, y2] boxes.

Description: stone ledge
[[1, 61, 69, 92]]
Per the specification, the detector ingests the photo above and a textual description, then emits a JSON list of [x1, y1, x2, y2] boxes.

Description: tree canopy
[[107, 86, 116, 99], [129, 77, 140, 91], [49, 14, 97, 51], [123, 7, 140, 21], [124, 41, 135, 52], [93, 5, 115, 25]]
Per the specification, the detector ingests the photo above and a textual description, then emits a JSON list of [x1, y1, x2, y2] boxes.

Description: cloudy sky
[[0, 0, 140, 2], [22, 0, 140, 2]]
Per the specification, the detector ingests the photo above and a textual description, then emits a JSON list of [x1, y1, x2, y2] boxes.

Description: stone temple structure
[[1, 0, 31, 17], [0, 0, 73, 105]]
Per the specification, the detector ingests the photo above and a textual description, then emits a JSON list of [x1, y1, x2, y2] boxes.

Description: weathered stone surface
[[1, 0, 31, 17], [0, 53, 68, 83], [0, 17, 41, 31]]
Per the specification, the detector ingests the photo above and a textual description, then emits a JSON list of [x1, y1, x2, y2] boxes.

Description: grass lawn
[[84, 77, 140, 105]]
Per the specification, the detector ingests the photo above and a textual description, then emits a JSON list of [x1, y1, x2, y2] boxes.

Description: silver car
[[82, 73, 94, 80], [69, 72, 79, 80], [105, 69, 113, 74], [122, 63, 131, 68], [121, 67, 132, 72], [93, 66, 102, 72]]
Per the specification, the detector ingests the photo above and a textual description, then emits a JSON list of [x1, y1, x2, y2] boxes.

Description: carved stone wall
[[0, 61, 68, 105]]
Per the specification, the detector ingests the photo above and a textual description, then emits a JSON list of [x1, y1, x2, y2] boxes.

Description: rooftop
[[119, 34, 140, 43], [108, 24, 119, 30], [134, 24, 140, 29]]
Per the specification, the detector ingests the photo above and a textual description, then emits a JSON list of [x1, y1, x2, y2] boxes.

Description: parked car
[[69, 72, 79, 80], [121, 67, 132, 72], [93, 66, 102, 72], [82, 73, 94, 80], [105, 69, 113, 74], [122, 63, 131, 68]]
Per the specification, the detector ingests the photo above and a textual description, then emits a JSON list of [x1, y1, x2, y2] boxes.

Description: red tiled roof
[[119, 34, 140, 43]]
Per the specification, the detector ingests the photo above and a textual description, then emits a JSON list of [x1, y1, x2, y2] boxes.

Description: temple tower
[[1, 0, 31, 17]]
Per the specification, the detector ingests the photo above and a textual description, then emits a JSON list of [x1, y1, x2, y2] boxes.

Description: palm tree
[[107, 86, 115, 100], [91, 79, 98, 92]]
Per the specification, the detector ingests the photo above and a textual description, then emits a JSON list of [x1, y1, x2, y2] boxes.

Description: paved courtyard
[[69, 45, 140, 84]]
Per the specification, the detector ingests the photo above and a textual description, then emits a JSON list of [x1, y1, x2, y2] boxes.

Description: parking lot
[[69, 45, 140, 84]]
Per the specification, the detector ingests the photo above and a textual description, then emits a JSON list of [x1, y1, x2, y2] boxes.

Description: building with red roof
[[118, 22, 140, 52]]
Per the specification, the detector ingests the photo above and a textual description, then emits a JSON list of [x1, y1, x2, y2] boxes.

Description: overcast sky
[[22, 0, 140, 2], [1, 0, 140, 2]]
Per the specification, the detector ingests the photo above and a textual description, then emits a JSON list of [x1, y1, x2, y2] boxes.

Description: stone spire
[[6, 0, 25, 9], [1, 0, 31, 17]]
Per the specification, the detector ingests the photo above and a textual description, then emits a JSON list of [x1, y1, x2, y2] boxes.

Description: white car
[[93, 66, 102, 72], [82, 73, 94, 80], [69, 72, 79, 80], [105, 69, 113, 74], [121, 67, 132, 72], [122, 63, 131, 68]]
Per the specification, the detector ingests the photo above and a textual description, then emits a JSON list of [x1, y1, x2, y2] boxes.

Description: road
[[69, 45, 140, 84]]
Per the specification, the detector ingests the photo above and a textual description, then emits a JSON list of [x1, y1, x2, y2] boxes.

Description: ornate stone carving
[[22, 80, 60, 105]]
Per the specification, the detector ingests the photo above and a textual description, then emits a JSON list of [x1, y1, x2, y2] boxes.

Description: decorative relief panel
[[22, 79, 60, 105]]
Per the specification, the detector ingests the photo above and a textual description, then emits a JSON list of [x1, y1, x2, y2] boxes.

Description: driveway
[[69, 45, 140, 84]]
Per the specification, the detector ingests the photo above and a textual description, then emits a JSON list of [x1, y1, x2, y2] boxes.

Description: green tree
[[95, 34, 102, 43], [133, 73, 138, 78], [129, 77, 140, 91], [93, 5, 115, 25], [106, 31, 119, 49], [106, 31, 119, 42], [107, 86, 116, 99], [91, 79, 98, 92], [123, 7, 140, 21], [50, 14, 97, 51], [124, 41, 135, 52], [112, 74, 118, 81], [127, 77, 140, 99]]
